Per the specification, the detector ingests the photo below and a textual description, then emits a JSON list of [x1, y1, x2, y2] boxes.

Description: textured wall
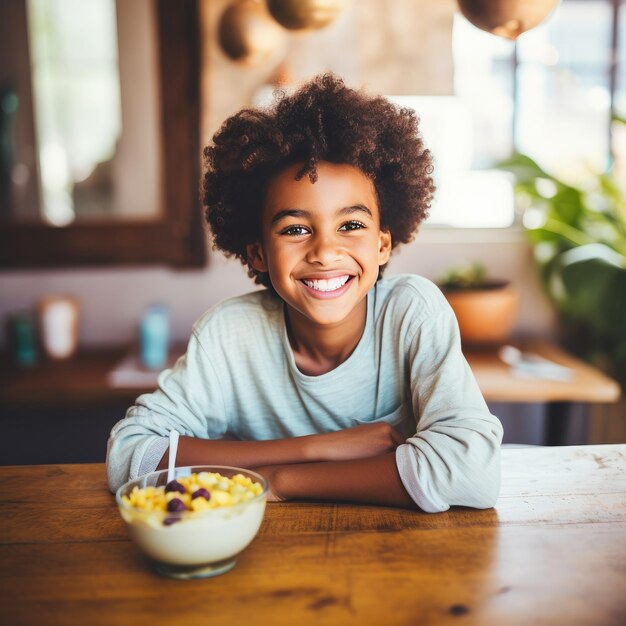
[[201, 0, 456, 142]]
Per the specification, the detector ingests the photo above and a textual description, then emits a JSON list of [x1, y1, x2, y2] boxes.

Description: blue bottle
[[140, 305, 169, 370], [7, 312, 38, 367]]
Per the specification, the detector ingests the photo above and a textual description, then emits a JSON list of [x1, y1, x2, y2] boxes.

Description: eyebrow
[[270, 204, 373, 225]]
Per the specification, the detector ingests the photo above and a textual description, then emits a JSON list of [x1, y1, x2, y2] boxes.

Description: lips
[[297, 273, 357, 299], [301, 275, 351, 292]]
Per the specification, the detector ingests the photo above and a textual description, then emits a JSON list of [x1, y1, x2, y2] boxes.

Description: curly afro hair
[[202, 73, 435, 291]]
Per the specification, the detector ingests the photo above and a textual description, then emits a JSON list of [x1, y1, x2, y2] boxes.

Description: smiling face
[[247, 161, 392, 330]]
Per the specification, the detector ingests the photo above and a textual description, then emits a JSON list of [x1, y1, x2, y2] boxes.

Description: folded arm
[[153, 430, 416, 509], [252, 452, 418, 509], [155, 422, 404, 471]]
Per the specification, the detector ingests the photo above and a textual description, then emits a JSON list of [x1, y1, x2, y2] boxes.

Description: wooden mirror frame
[[0, 0, 206, 269]]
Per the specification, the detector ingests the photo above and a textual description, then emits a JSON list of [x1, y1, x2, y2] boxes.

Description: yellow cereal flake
[[190, 497, 210, 511], [123, 472, 263, 514], [210, 491, 233, 506]]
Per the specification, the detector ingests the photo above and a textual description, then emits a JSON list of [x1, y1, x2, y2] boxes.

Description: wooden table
[[465, 341, 621, 445], [1, 445, 624, 626]]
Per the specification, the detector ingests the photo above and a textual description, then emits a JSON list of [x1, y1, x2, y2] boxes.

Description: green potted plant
[[439, 261, 520, 346], [498, 152, 626, 386]]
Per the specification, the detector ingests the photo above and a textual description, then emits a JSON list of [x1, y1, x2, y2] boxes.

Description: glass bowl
[[116, 465, 268, 579]]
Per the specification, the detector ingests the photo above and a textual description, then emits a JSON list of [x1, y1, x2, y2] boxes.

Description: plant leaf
[[547, 245, 626, 336]]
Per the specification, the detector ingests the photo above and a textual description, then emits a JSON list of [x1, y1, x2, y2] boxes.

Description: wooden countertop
[[1, 444, 625, 625], [0, 346, 184, 409], [0, 346, 137, 408], [465, 340, 621, 403]]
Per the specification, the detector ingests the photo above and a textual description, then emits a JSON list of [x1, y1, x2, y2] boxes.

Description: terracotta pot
[[442, 281, 520, 346]]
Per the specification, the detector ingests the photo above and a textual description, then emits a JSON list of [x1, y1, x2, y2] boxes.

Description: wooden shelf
[[0, 347, 159, 409], [464, 340, 621, 404]]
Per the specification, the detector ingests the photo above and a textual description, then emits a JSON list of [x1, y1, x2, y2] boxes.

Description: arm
[[155, 423, 405, 471], [254, 453, 418, 509], [396, 290, 504, 512]]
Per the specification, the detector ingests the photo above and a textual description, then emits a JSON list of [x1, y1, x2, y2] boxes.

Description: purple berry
[[192, 488, 211, 500], [163, 515, 181, 526], [164, 480, 185, 494], [167, 497, 186, 512]]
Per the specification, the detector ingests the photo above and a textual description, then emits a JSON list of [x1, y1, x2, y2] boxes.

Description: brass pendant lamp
[[457, 0, 562, 40], [217, 0, 562, 68], [218, 0, 287, 66], [265, 0, 351, 31]]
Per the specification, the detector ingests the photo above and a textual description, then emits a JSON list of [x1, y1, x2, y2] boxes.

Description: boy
[[106, 74, 503, 512]]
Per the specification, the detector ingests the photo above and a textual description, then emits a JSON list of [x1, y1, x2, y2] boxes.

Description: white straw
[[167, 429, 179, 484]]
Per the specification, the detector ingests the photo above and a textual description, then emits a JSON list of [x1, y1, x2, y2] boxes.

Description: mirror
[[0, 0, 206, 267]]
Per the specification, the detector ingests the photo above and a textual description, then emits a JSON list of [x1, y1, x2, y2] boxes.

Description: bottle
[[7, 312, 38, 367], [140, 305, 170, 370], [38, 295, 80, 360]]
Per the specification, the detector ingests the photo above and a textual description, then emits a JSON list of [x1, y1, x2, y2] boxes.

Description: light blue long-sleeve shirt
[[106, 274, 503, 511]]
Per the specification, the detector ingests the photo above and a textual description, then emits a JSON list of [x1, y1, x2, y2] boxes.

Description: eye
[[280, 225, 309, 237], [338, 220, 366, 232]]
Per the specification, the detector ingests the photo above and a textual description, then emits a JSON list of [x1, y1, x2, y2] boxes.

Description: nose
[[305, 230, 344, 265]]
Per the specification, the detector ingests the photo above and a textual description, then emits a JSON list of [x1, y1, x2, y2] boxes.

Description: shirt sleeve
[[395, 296, 503, 513], [105, 328, 228, 493]]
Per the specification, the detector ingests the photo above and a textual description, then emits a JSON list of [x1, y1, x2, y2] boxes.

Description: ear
[[378, 229, 392, 266], [246, 242, 268, 272]]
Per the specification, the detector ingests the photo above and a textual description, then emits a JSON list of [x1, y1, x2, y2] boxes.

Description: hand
[[253, 465, 287, 503], [306, 422, 405, 463]]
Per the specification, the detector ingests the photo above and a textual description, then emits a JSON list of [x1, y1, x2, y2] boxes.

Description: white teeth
[[302, 275, 351, 292]]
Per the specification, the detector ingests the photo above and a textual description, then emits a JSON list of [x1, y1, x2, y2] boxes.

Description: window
[[386, 96, 515, 228], [408, 0, 625, 228], [515, 0, 615, 180]]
